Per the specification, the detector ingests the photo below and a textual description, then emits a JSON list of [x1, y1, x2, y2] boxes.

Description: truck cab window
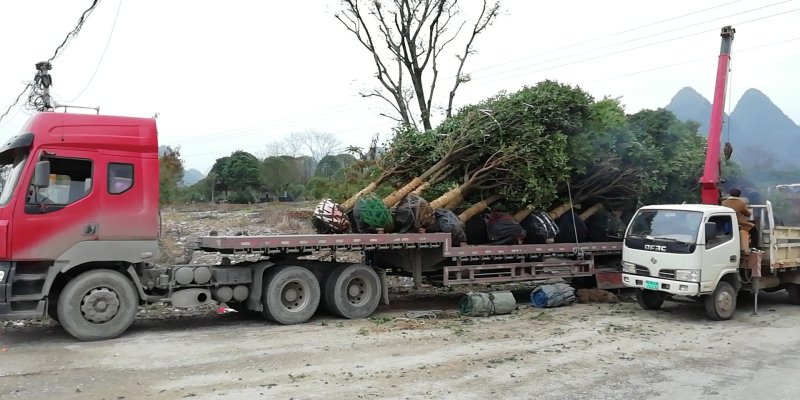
[[26, 157, 93, 211], [108, 163, 134, 194], [706, 215, 734, 248]]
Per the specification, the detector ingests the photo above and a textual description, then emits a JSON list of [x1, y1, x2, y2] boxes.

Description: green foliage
[[261, 156, 294, 195], [159, 146, 184, 205], [223, 151, 260, 192], [316, 155, 343, 179]]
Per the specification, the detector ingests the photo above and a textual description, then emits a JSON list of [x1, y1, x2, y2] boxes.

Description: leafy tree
[[336, 0, 501, 130], [159, 146, 184, 204], [261, 156, 294, 196], [316, 155, 343, 179], [223, 151, 260, 192]]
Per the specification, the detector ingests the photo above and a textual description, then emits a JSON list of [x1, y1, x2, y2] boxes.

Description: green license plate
[[645, 281, 659, 290]]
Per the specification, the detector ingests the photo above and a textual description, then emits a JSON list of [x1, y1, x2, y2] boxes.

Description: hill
[[666, 87, 800, 171]]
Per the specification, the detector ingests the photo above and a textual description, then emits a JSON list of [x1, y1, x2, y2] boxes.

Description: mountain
[[666, 87, 800, 170], [181, 168, 205, 186]]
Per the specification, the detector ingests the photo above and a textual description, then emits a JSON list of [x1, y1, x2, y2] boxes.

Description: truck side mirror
[[705, 222, 718, 242], [33, 160, 50, 188]]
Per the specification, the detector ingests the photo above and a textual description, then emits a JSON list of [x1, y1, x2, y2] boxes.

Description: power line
[[0, 83, 33, 126], [467, 0, 754, 75], [49, 0, 101, 63], [585, 36, 800, 84], [463, 1, 796, 86], [466, 7, 800, 89], [0, 0, 103, 125], [62, 0, 123, 103]]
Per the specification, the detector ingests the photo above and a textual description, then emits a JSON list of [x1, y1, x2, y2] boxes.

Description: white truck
[[621, 201, 800, 320]]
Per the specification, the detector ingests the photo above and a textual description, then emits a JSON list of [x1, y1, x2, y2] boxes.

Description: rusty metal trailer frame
[[198, 233, 623, 287]]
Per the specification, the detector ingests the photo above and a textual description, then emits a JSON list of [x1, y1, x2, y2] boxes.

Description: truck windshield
[[628, 209, 703, 243], [0, 149, 29, 206]]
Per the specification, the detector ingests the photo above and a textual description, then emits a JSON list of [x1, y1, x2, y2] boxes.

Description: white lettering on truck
[[644, 244, 667, 252]]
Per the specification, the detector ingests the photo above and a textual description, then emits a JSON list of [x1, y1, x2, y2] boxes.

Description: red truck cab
[[0, 112, 159, 337]]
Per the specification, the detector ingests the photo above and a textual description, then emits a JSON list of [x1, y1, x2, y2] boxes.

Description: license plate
[[645, 281, 659, 290]]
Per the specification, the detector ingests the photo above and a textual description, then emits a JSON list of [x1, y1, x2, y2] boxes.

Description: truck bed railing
[[197, 233, 623, 259]]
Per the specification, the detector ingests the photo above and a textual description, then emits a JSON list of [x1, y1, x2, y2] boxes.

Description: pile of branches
[[312, 80, 706, 246]]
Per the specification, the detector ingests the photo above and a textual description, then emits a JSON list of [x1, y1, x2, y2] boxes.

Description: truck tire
[[57, 269, 138, 341], [635, 289, 664, 310], [324, 264, 381, 319], [261, 265, 320, 325], [704, 281, 736, 321], [787, 284, 800, 305]]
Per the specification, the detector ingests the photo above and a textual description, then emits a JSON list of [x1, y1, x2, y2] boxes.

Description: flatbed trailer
[[197, 232, 623, 287]]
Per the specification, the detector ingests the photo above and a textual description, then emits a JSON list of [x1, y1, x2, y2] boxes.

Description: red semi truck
[[0, 112, 624, 341]]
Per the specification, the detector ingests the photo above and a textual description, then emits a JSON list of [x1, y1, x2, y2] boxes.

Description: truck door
[[700, 213, 738, 293], [10, 149, 99, 261]]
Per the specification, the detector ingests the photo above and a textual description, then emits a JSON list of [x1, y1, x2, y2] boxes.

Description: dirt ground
[[2, 290, 800, 400]]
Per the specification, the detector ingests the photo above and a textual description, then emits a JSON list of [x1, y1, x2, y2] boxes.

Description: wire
[[48, 0, 101, 63], [0, 83, 33, 125], [62, 0, 123, 103], [467, 7, 800, 89], [467, 0, 753, 75], [587, 36, 800, 84]]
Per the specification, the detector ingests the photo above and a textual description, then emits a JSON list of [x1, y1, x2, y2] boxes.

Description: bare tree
[[294, 130, 343, 162], [336, 0, 500, 131]]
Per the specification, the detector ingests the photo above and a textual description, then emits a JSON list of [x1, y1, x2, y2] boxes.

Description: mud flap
[[375, 268, 389, 305], [246, 262, 274, 312], [0, 262, 9, 302]]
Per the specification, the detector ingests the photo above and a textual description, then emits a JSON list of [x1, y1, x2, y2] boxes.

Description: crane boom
[[700, 26, 735, 205]]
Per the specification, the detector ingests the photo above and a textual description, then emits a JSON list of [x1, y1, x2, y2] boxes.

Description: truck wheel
[[635, 289, 664, 310], [787, 284, 800, 305], [261, 266, 320, 324], [704, 281, 736, 320], [324, 264, 381, 319], [57, 270, 138, 341]]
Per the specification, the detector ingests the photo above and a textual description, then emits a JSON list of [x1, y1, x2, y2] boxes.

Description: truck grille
[[658, 269, 676, 279], [635, 265, 650, 276]]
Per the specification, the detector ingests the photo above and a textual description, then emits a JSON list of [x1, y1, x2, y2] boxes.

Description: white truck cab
[[622, 202, 800, 320]]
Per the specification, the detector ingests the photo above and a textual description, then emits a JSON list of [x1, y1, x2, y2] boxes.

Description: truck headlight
[[622, 261, 636, 274], [675, 269, 700, 282]]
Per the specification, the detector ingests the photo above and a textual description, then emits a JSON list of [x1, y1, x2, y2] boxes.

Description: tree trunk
[[430, 184, 469, 209], [579, 203, 604, 221], [412, 181, 431, 196], [383, 177, 423, 208], [513, 207, 533, 223], [340, 181, 380, 212], [548, 203, 574, 220], [382, 157, 452, 208], [458, 194, 501, 222]]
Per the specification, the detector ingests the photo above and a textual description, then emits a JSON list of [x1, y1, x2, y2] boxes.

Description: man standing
[[721, 188, 755, 255]]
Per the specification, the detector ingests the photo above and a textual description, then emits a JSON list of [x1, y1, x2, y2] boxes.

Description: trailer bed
[[197, 233, 623, 258]]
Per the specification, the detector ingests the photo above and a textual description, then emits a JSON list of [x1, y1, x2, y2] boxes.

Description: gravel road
[[2, 290, 800, 400]]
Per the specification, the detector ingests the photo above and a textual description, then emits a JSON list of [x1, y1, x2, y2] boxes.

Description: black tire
[[635, 289, 664, 310], [704, 281, 737, 320], [57, 270, 138, 341], [261, 265, 320, 324], [324, 264, 381, 319], [787, 283, 800, 305]]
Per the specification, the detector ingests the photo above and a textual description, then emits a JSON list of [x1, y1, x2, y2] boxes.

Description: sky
[[1, 0, 798, 174]]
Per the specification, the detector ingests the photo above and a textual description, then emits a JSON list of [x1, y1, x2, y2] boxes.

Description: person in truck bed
[[721, 188, 754, 255]]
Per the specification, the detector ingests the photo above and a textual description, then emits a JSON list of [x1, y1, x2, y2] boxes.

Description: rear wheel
[[57, 270, 138, 341], [635, 289, 664, 310], [705, 281, 737, 320], [786, 283, 800, 305], [261, 266, 320, 324], [324, 264, 381, 319]]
